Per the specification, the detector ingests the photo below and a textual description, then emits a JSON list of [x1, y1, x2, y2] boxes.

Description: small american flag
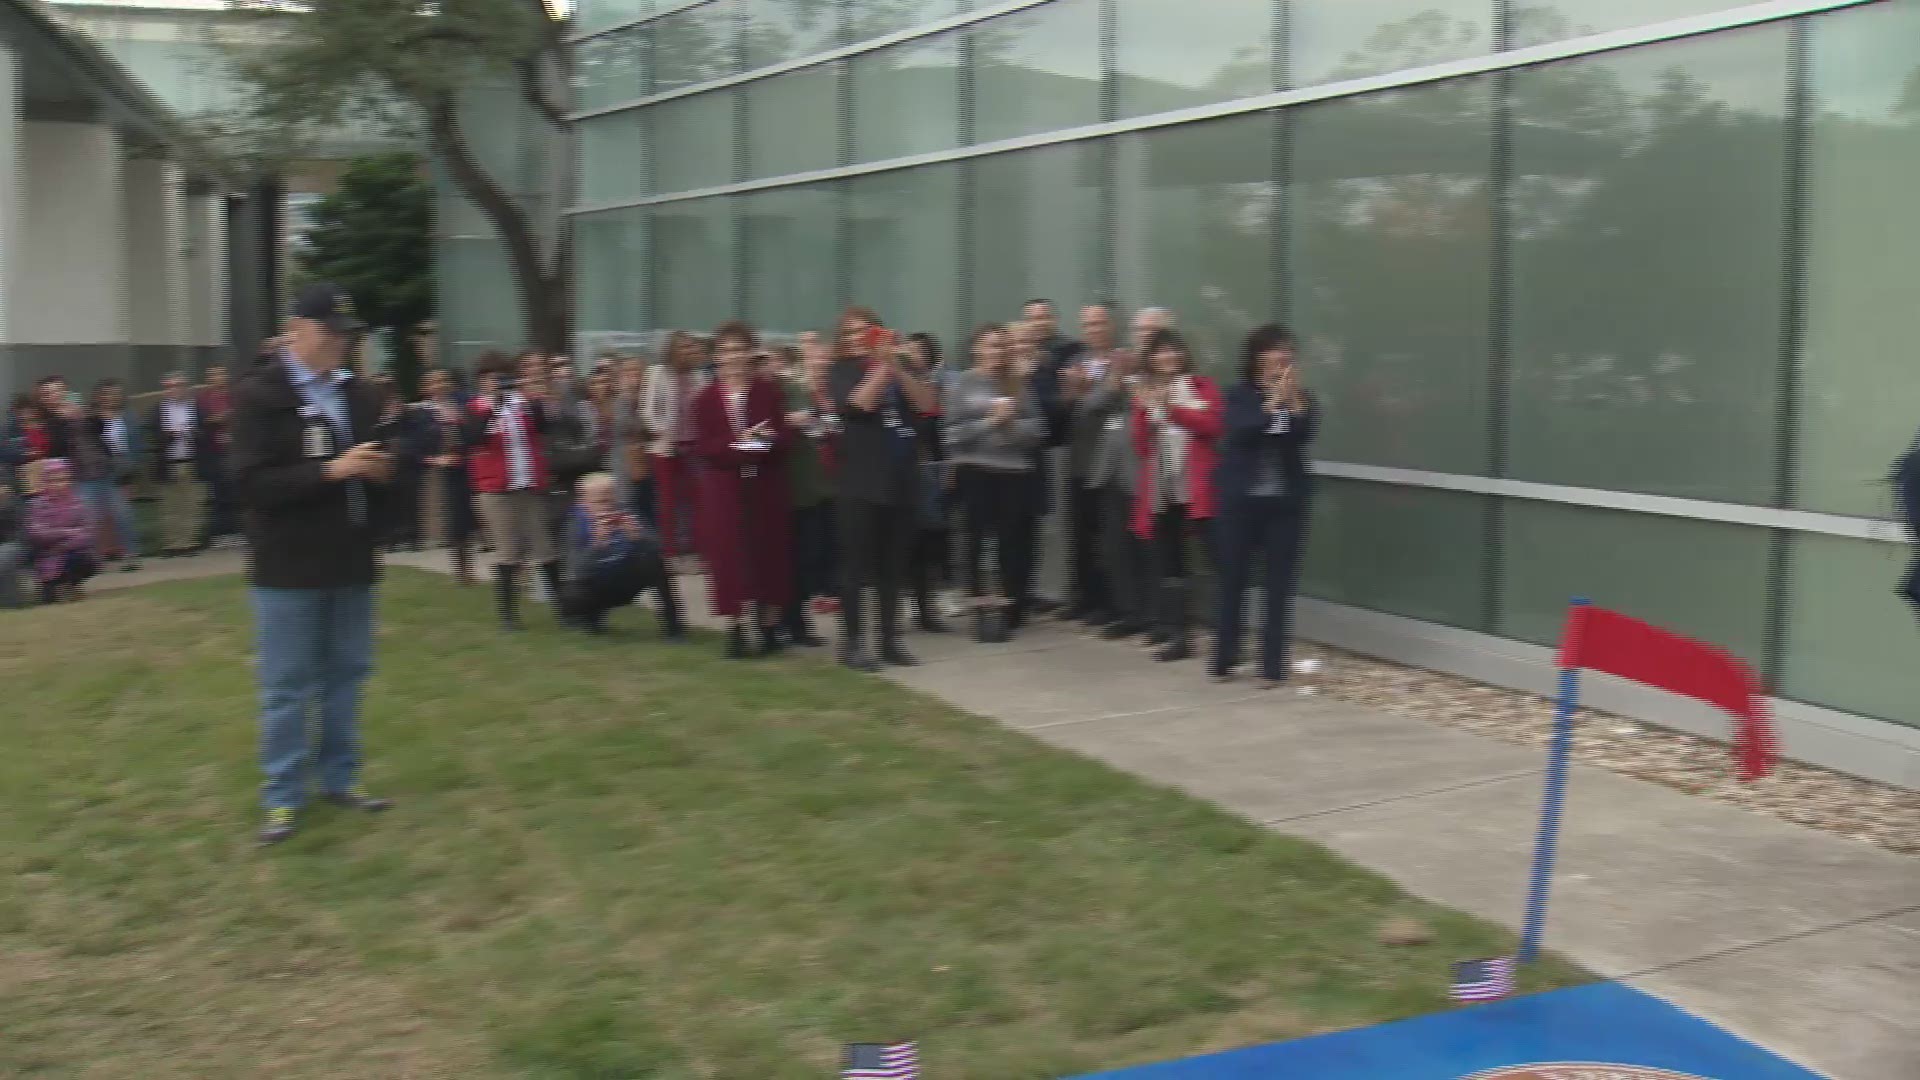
[[843, 1041, 919, 1079], [1450, 957, 1516, 1002]]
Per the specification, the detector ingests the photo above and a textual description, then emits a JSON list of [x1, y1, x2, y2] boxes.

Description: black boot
[[494, 565, 521, 631], [538, 562, 568, 626], [915, 590, 950, 634], [726, 623, 750, 659], [838, 603, 878, 673], [759, 618, 785, 657], [652, 569, 687, 640], [785, 606, 826, 648], [1155, 579, 1192, 662]]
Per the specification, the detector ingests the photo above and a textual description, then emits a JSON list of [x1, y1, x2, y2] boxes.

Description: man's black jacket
[[229, 360, 388, 589]]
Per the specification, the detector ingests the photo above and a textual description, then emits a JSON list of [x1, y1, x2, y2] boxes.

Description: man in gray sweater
[[1076, 315, 1154, 640]]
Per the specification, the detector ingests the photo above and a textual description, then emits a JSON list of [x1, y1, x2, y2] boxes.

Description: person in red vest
[[690, 321, 793, 658], [467, 351, 559, 630]]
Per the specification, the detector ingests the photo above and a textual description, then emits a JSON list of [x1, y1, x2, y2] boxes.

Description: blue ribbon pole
[[1519, 598, 1589, 965]]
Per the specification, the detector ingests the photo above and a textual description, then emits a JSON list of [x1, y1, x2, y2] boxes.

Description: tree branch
[[515, 57, 568, 127], [427, 90, 562, 349]]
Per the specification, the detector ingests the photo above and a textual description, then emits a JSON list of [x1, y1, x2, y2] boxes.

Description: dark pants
[[1152, 502, 1216, 624], [631, 474, 659, 533], [205, 449, 237, 540], [1099, 484, 1153, 627], [837, 496, 910, 651], [1068, 484, 1109, 616], [39, 549, 97, 602], [561, 551, 684, 636], [787, 500, 836, 635], [1213, 497, 1309, 680], [959, 466, 1035, 619], [386, 469, 422, 550], [1901, 548, 1920, 617], [1022, 455, 1053, 605]]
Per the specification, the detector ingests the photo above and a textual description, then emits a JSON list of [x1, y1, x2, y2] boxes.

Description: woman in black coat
[[1210, 324, 1320, 687]]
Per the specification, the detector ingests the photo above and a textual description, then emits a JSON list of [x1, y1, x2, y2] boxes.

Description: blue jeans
[[251, 586, 376, 810], [79, 479, 141, 558]]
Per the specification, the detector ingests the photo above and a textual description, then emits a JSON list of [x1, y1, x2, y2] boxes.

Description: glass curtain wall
[[558, 0, 1920, 731]]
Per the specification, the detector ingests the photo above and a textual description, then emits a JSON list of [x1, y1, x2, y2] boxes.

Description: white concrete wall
[[203, 194, 227, 349], [123, 155, 177, 346], [0, 44, 18, 353], [16, 121, 126, 344], [183, 191, 214, 348]]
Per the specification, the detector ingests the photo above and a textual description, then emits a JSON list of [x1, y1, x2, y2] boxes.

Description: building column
[[124, 155, 179, 385], [14, 120, 127, 390], [0, 43, 20, 399]]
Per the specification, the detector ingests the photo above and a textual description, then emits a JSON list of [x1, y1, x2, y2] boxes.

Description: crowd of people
[[382, 300, 1321, 684], [2, 298, 1323, 684], [1, 368, 239, 607]]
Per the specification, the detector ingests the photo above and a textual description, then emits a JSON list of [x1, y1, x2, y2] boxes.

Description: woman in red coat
[[692, 321, 793, 659], [1130, 327, 1223, 663]]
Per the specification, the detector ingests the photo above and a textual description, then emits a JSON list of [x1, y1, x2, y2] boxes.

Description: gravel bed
[[1284, 640, 1920, 857]]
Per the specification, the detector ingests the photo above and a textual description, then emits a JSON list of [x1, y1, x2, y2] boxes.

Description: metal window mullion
[[1270, 107, 1290, 328], [1483, 49, 1516, 634], [836, 36, 854, 313], [1765, 20, 1813, 691], [1097, 0, 1118, 302], [1274, 0, 1290, 92], [957, 20, 977, 332]]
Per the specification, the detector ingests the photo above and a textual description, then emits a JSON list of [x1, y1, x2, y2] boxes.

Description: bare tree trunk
[[425, 91, 568, 354]]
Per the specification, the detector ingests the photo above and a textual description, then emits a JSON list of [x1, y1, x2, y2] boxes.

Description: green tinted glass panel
[[575, 207, 649, 337], [580, 113, 647, 203], [969, 144, 1102, 327], [743, 0, 842, 70], [1116, 0, 1274, 118], [1290, 77, 1494, 475], [576, 0, 651, 35], [577, 28, 647, 111], [743, 185, 840, 337], [438, 236, 522, 357], [1302, 479, 1487, 630], [1782, 532, 1920, 728], [1114, 113, 1274, 380], [1797, 1, 1920, 519], [1508, 27, 1787, 503], [849, 0, 959, 44], [972, 0, 1101, 144], [850, 32, 961, 163], [653, 196, 737, 332], [1290, 0, 1491, 87], [1511, 2, 1749, 48], [1500, 500, 1771, 663], [849, 165, 961, 352], [651, 90, 738, 193], [743, 65, 840, 180], [652, 0, 740, 92]]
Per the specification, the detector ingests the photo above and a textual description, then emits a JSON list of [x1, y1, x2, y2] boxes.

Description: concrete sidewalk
[[90, 550, 1920, 1080]]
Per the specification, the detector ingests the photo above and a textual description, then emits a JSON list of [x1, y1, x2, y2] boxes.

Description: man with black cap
[[230, 283, 396, 845]]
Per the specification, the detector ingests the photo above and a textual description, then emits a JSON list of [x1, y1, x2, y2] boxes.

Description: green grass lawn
[[0, 570, 1587, 1079]]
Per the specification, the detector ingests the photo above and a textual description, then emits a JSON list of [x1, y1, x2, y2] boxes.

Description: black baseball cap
[[290, 282, 366, 335]]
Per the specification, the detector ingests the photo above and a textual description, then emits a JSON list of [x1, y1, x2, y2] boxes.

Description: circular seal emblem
[[1462, 1066, 1712, 1080]]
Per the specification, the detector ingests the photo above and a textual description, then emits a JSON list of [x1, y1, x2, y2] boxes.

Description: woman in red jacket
[[1130, 328, 1223, 662], [467, 351, 557, 630], [691, 321, 793, 659]]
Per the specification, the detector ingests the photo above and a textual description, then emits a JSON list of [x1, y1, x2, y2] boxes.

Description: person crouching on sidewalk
[[27, 458, 99, 603], [562, 472, 686, 639]]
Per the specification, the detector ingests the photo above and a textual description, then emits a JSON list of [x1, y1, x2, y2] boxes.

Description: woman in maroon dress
[[692, 321, 793, 658]]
